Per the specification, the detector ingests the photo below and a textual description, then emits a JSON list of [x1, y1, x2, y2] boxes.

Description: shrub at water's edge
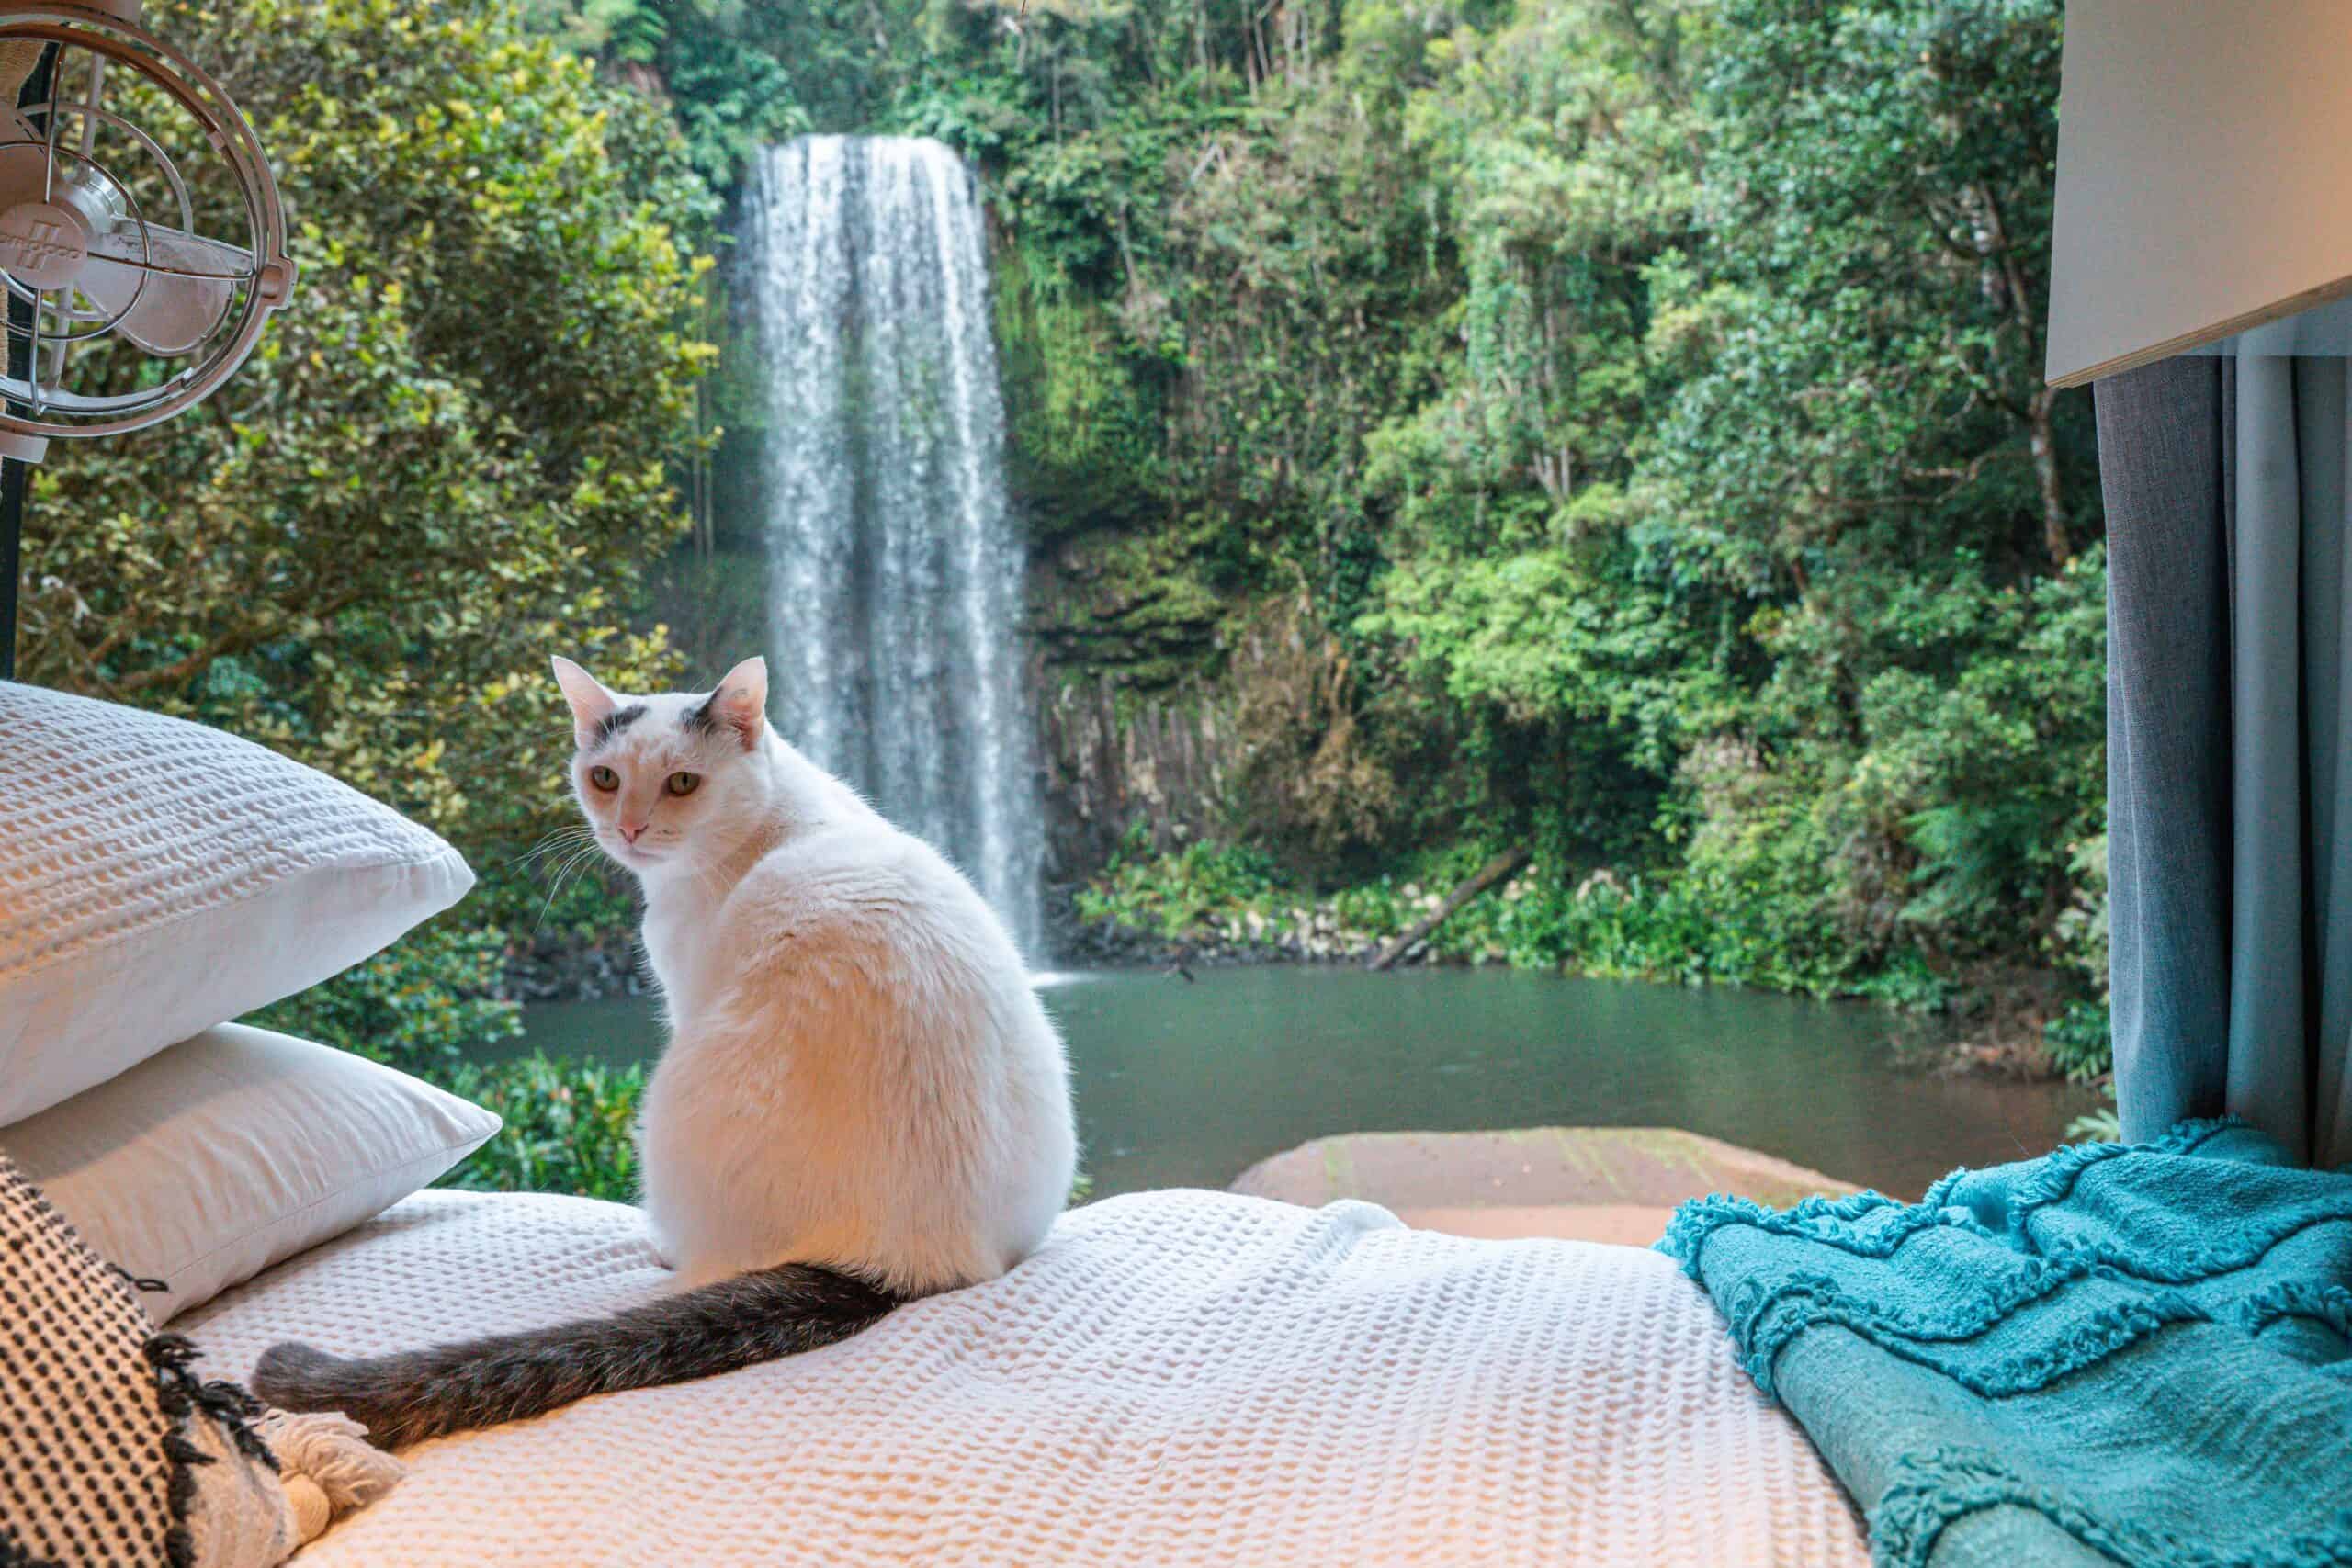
[[439, 1055, 648, 1202], [1072, 823, 2112, 1066], [1076, 831, 1946, 1008], [2065, 1101, 2121, 1145]]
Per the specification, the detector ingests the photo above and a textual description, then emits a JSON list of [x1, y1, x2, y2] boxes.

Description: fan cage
[[0, 4, 289, 443]]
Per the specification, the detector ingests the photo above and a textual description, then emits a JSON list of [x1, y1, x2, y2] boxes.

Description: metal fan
[[0, 0, 293, 676], [0, 0, 294, 458]]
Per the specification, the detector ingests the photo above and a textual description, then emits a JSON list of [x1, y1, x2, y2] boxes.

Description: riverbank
[[1057, 856, 1655, 970], [1054, 863, 2090, 1083], [499, 933, 651, 1006]]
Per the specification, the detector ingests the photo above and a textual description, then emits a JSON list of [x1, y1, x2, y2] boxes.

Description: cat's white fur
[[551, 653, 1076, 1298]]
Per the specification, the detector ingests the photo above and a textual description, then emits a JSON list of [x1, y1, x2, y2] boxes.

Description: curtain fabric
[[2101, 354, 2352, 1167]]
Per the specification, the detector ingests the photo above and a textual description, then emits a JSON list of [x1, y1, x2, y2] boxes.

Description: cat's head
[[550, 654, 769, 874]]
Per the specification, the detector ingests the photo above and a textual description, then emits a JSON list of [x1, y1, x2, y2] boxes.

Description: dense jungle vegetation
[[18, 0, 2109, 1190], [556, 0, 2106, 1053]]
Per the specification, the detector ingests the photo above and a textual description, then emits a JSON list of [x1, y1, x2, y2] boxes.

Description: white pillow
[[0, 682, 474, 1123], [0, 1021, 501, 1323]]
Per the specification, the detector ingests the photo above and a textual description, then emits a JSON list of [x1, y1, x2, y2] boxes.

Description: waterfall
[[741, 135, 1043, 958]]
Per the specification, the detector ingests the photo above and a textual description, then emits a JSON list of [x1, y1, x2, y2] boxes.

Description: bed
[[4, 682, 1867, 1565], [181, 1186, 1869, 1566]]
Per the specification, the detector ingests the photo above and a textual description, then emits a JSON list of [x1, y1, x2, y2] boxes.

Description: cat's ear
[[550, 656, 618, 750], [706, 655, 768, 751]]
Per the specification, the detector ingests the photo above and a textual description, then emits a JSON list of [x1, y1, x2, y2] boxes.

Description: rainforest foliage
[[538, 0, 2105, 1030], [18, 0, 717, 937], [19, 0, 2108, 1074]]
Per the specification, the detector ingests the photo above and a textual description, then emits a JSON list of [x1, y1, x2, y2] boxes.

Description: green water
[[510, 965, 2094, 1201]]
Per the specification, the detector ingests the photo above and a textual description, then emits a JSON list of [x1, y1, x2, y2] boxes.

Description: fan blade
[[80, 221, 250, 355]]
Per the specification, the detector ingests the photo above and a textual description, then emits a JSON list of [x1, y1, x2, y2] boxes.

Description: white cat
[[255, 654, 1075, 1447], [559, 651, 1076, 1292]]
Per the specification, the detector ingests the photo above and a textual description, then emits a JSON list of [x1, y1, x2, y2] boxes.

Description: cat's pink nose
[[618, 821, 647, 845]]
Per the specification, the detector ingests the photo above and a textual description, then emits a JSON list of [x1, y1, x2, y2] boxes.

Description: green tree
[[1359, 0, 1728, 863], [20, 0, 718, 919], [1645, 0, 2100, 976]]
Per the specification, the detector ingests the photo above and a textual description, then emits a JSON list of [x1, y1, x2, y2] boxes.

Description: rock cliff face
[[1025, 547, 1385, 890], [1023, 519, 1235, 879], [1033, 669, 1236, 881], [994, 214, 1403, 894]]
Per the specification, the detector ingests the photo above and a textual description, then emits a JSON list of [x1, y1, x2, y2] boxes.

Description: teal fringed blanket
[[1658, 1120, 2352, 1568]]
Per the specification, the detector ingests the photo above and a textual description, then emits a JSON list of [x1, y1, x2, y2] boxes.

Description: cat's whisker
[[534, 840, 603, 933], [503, 825, 594, 871], [545, 839, 599, 896], [534, 837, 594, 888]]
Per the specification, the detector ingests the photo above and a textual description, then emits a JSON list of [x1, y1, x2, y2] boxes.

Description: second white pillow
[[0, 1022, 502, 1323]]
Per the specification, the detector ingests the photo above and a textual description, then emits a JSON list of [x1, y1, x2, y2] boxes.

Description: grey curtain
[[2102, 354, 2352, 1167]]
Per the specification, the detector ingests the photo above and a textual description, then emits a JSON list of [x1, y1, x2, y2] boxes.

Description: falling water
[[742, 135, 1043, 957]]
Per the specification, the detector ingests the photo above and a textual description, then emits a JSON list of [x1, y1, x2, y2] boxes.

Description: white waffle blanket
[[185, 1188, 1865, 1566]]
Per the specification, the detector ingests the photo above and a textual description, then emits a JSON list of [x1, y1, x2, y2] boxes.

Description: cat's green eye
[[666, 772, 701, 797], [588, 765, 619, 792]]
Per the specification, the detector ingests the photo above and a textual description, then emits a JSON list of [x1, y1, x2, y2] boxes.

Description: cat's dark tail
[[251, 1262, 898, 1450]]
